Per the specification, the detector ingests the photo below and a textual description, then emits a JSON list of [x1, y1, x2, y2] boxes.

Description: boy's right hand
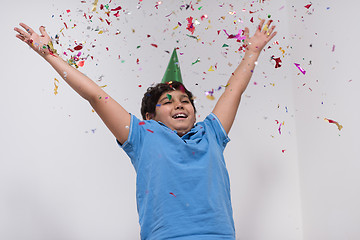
[[14, 23, 53, 58]]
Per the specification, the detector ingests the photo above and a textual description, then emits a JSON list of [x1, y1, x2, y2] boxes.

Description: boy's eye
[[182, 101, 190, 103]]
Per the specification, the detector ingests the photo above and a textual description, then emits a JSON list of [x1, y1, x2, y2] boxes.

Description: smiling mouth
[[172, 113, 188, 119]]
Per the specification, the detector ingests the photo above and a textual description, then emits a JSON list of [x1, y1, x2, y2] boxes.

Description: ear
[[145, 112, 154, 120]]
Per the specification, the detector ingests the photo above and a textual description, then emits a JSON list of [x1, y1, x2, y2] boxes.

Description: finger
[[267, 25, 276, 36], [14, 27, 30, 39], [243, 27, 250, 39], [257, 19, 265, 32], [266, 20, 273, 28], [15, 34, 26, 41], [267, 31, 277, 42], [39, 26, 49, 38], [19, 23, 35, 35]]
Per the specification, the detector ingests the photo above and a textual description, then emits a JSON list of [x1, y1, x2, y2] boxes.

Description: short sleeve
[[116, 114, 145, 169], [204, 112, 231, 148]]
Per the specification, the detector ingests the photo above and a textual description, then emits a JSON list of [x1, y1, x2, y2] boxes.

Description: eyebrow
[[159, 94, 189, 103]]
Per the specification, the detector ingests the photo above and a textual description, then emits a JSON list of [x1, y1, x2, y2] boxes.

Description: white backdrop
[[0, 0, 358, 239]]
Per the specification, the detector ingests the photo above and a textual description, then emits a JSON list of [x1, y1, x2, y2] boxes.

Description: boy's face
[[146, 90, 196, 137]]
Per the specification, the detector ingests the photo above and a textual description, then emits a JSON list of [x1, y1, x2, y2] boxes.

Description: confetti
[[91, 0, 99, 11], [54, 78, 59, 95], [223, 29, 246, 41], [324, 118, 343, 131], [192, 58, 200, 65], [167, 94, 172, 100], [186, 17, 195, 34], [78, 60, 85, 67], [294, 63, 306, 74], [169, 192, 176, 197], [271, 55, 282, 68], [304, 3, 312, 9]]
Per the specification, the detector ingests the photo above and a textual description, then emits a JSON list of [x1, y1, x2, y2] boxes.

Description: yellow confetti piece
[[208, 66, 215, 71], [279, 47, 285, 56], [91, 0, 99, 12], [100, 85, 107, 88], [206, 95, 215, 100], [54, 78, 59, 95], [263, 24, 269, 32], [173, 25, 179, 30], [98, 30, 104, 34]]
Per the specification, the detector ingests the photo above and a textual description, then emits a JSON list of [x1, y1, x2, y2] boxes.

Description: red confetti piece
[[151, 43, 158, 48], [139, 121, 145, 125], [66, 9, 71, 13], [250, 17, 254, 23], [304, 3, 312, 9], [146, 129, 154, 133], [282, 149, 286, 153], [111, 6, 122, 11], [78, 60, 85, 67], [271, 55, 282, 68], [74, 45, 83, 51], [324, 118, 343, 131], [186, 17, 195, 34], [169, 192, 176, 197], [64, 22, 68, 29]]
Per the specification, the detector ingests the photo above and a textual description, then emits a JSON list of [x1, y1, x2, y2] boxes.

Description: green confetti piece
[[198, 6, 203, 10], [186, 34, 198, 39], [222, 44, 229, 48], [268, 14, 271, 18], [167, 94, 172, 101], [192, 58, 200, 65]]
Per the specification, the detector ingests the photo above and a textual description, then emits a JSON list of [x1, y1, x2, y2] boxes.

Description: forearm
[[44, 54, 102, 101], [226, 50, 260, 95]]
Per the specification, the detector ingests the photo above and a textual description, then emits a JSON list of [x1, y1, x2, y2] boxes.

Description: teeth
[[173, 113, 187, 118]]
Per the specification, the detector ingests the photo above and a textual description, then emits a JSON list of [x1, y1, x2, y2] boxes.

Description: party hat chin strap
[[161, 48, 183, 84]]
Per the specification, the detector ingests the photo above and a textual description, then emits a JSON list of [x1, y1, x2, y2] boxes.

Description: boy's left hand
[[243, 19, 277, 54]]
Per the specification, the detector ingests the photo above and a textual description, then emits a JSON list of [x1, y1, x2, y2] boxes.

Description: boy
[[14, 19, 276, 239]]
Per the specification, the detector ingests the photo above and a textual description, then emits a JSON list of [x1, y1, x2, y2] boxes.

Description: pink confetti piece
[[294, 63, 306, 74], [223, 29, 246, 41]]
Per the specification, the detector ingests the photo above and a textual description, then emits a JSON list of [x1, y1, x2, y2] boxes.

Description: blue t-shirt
[[117, 113, 235, 240]]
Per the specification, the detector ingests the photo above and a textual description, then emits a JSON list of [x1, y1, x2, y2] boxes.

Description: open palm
[[14, 23, 52, 57], [243, 19, 277, 54]]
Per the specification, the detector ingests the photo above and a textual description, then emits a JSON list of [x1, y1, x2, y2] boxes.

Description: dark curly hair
[[141, 82, 197, 120]]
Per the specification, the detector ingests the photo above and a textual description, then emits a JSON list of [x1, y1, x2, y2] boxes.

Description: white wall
[[288, 0, 360, 239], [7, 0, 358, 239]]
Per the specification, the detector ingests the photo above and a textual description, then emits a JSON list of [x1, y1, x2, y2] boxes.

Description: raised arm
[[212, 19, 277, 134], [14, 23, 130, 144]]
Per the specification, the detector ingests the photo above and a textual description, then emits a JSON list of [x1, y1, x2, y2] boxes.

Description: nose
[[175, 101, 184, 109]]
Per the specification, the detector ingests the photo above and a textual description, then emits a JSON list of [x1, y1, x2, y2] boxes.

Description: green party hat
[[161, 48, 183, 84]]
